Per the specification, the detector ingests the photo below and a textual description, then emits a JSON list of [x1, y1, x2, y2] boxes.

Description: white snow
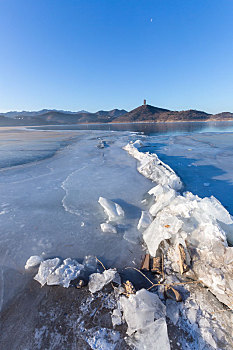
[[100, 223, 117, 234], [98, 197, 124, 222], [88, 268, 120, 294], [25, 255, 43, 269], [34, 258, 61, 287]]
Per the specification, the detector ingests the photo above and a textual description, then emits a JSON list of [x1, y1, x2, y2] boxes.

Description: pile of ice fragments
[[25, 254, 172, 349], [124, 140, 233, 309]]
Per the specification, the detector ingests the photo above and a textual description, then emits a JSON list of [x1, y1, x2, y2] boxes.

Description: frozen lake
[[0, 127, 153, 311], [1, 122, 233, 313]]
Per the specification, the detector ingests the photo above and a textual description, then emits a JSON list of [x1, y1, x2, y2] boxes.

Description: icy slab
[[120, 289, 166, 335], [88, 268, 120, 293], [34, 258, 61, 286], [123, 140, 182, 191], [127, 318, 170, 350], [111, 308, 122, 327], [100, 223, 117, 234], [98, 197, 124, 222], [137, 211, 152, 231], [120, 289, 170, 349], [46, 258, 84, 288], [25, 255, 43, 269]]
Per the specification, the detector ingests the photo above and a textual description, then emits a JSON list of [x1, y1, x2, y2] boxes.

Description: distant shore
[[2, 118, 233, 129]]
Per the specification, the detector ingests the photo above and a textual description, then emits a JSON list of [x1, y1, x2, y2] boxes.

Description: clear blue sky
[[0, 0, 233, 114]]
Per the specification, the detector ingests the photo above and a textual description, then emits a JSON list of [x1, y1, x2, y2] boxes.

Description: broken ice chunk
[[46, 258, 84, 288], [98, 197, 124, 222], [34, 258, 60, 286], [137, 211, 152, 231], [25, 255, 43, 269], [128, 318, 170, 350], [120, 289, 166, 336], [100, 222, 117, 234], [88, 268, 120, 293], [149, 188, 177, 217], [111, 308, 122, 327], [120, 289, 170, 349]]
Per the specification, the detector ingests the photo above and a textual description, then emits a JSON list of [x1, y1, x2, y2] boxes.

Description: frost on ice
[[25, 255, 43, 269], [88, 268, 121, 294], [98, 197, 124, 222], [120, 289, 170, 349]]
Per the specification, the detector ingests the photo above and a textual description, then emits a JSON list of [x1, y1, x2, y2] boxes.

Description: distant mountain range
[[0, 104, 233, 126], [0, 109, 128, 126]]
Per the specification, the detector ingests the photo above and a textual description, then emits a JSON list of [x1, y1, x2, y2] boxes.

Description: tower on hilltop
[[143, 99, 147, 105]]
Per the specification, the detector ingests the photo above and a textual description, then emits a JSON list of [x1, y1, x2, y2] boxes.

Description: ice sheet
[[0, 128, 151, 309]]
